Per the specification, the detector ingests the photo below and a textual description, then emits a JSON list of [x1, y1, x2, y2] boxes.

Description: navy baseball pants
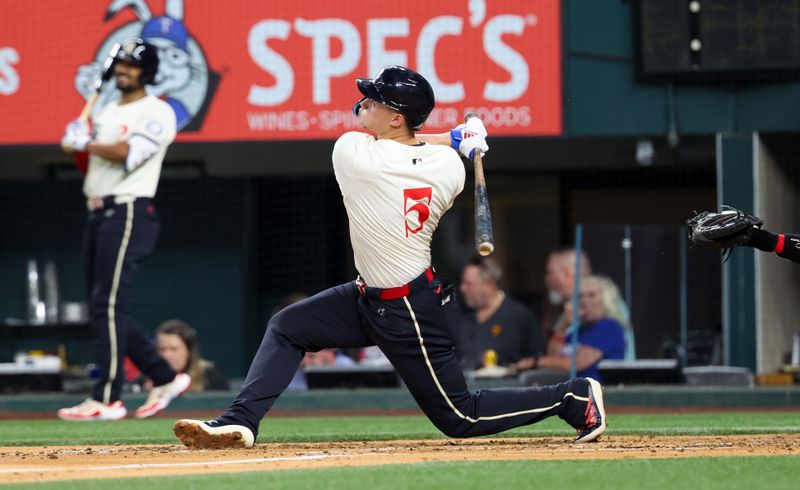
[[219, 269, 591, 438], [83, 197, 176, 404]]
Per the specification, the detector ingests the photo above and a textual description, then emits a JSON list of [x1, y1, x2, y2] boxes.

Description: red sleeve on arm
[[775, 234, 785, 254], [74, 151, 89, 175]]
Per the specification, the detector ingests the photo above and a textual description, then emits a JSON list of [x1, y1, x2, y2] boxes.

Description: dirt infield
[[1, 434, 797, 484]]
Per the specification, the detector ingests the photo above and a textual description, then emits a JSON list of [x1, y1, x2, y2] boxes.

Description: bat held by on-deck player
[[78, 43, 121, 122], [62, 43, 121, 153]]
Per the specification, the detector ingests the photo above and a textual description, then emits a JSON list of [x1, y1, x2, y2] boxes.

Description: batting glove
[[61, 120, 91, 152], [449, 117, 489, 161]]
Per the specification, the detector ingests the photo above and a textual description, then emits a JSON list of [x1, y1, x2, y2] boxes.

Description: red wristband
[[776, 234, 785, 254]]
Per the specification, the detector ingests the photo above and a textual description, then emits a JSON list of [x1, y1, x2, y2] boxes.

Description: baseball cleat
[[574, 377, 606, 443], [134, 372, 192, 419], [173, 419, 255, 449], [57, 398, 127, 421]]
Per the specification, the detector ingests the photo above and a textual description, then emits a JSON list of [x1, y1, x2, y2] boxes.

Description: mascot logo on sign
[[74, 0, 219, 131]]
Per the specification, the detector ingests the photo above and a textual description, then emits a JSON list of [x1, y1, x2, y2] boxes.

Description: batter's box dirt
[[1, 435, 797, 484]]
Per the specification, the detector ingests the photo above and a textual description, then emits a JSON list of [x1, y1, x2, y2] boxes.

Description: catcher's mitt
[[686, 206, 763, 259]]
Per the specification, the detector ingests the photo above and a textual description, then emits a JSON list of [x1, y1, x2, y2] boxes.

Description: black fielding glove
[[686, 206, 763, 261]]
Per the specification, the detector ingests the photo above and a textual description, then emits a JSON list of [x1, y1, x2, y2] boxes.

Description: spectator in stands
[[359, 345, 391, 366], [457, 256, 546, 370], [287, 349, 357, 390], [544, 247, 636, 360], [513, 249, 594, 373], [525, 275, 625, 381], [154, 319, 230, 392], [543, 247, 592, 335], [304, 349, 357, 367], [270, 292, 360, 390]]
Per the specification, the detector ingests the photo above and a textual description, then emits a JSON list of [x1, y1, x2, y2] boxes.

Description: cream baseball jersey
[[332, 131, 466, 288], [83, 95, 177, 200]]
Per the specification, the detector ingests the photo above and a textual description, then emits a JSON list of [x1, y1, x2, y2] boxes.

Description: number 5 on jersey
[[404, 187, 432, 237]]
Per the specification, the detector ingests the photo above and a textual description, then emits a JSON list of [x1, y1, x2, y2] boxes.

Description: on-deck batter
[[173, 66, 606, 448], [59, 38, 191, 421]]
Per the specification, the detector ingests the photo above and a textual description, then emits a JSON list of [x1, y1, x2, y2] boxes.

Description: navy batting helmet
[[115, 38, 159, 85], [353, 66, 435, 131]]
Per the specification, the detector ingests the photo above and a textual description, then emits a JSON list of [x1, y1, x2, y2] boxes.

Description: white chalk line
[[0, 454, 335, 475]]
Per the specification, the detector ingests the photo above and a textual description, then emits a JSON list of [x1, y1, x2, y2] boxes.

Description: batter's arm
[[86, 141, 130, 163], [416, 132, 452, 146], [419, 118, 488, 162]]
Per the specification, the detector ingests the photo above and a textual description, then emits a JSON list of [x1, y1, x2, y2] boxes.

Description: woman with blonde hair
[[592, 275, 636, 361], [155, 320, 229, 392], [533, 275, 626, 381]]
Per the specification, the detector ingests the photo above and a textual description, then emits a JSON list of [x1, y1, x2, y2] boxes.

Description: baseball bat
[[464, 112, 495, 256], [62, 44, 120, 152], [78, 43, 121, 123]]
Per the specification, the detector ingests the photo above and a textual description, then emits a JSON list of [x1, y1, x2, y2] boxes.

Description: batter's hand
[[75, 62, 103, 100], [61, 119, 91, 153], [450, 117, 489, 161]]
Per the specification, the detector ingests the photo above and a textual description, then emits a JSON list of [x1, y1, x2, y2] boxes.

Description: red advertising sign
[[0, 0, 561, 144]]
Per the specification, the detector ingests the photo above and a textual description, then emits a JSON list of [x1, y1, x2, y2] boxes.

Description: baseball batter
[[59, 38, 190, 421], [174, 66, 606, 448]]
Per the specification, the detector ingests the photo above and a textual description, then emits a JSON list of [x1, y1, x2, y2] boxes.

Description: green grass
[[4, 457, 800, 490], [1, 411, 799, 446]]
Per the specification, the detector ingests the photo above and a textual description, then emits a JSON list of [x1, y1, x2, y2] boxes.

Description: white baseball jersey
[[83, 94, 177, 200], [333, 131, 466, 288]]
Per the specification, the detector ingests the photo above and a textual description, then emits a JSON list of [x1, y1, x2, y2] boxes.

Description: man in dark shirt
[[457, 257, 546, 370]]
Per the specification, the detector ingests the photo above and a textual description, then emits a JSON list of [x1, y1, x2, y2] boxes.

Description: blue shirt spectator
[[559, 318, 625, 380], [532, 275, 628, 382]]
